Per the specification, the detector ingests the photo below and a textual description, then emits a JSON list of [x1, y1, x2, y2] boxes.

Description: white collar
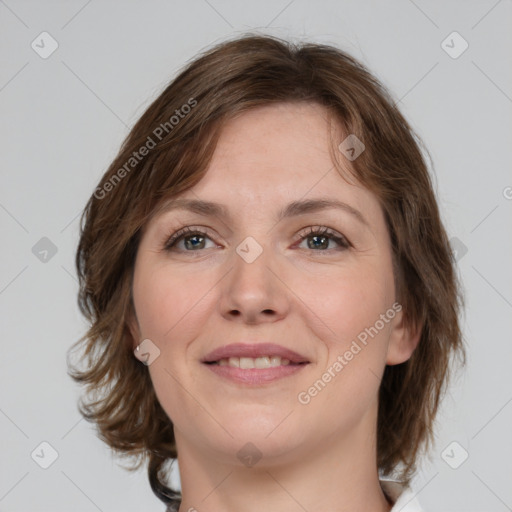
[[168, 479, 424, 512], [380, 479, 424, 511]]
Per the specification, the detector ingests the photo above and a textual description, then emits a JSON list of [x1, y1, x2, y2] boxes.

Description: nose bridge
[[219, 234, 288, 322], [231, 234, 273, 295]]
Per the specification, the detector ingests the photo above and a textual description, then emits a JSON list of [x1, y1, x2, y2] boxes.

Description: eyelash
[[163, 225, 351, 253]]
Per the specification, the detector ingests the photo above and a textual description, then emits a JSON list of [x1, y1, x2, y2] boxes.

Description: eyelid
[[162, 225, 218, 250], [163, 224, 351, 252], [294, 225, 351, 250]]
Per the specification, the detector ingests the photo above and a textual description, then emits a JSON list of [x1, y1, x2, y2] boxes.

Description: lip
[[201, 343, 310, 386], [204, 363, 308, 385], [201, 343, 310, 364]]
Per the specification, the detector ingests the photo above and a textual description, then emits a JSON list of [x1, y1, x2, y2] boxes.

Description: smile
[[207, 356, 298, 368], [203, 358, 309, 384]]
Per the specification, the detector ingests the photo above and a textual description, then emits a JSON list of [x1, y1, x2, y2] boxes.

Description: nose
[[219, 241, 290, 325]]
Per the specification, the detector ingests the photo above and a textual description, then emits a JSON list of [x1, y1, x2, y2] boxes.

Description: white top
[[166, 480, 423, 512], [381, 479, 423, 511]]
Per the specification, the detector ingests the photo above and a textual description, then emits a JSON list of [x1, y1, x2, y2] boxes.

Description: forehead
[[211, 101, 339, 176], [170, 102, 379, 218]]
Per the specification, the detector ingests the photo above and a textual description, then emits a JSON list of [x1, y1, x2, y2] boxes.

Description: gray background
[[1, 0, 511, 510]]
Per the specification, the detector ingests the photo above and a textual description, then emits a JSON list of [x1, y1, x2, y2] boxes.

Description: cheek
[[132, 260, 212, 424], [299, 264, 393, 413], [132, 259, 213, 343], [295, 270, 392, 430], [292, 259, 393, 349]]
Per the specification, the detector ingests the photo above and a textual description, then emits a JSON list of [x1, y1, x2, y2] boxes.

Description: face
[[130, 102, 416, 467]]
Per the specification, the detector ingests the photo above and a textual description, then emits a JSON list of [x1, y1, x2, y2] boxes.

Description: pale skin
[[129, 102, 421, 512]]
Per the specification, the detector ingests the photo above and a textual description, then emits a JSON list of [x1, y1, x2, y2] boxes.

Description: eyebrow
[[159, 197, 369, 227]]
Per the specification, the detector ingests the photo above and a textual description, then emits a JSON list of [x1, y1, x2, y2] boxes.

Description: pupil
[[185, 235, 204, 250], [309, 235, 327, 250]]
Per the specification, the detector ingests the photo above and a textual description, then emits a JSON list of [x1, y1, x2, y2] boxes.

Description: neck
[[175, 407, 392, 512]]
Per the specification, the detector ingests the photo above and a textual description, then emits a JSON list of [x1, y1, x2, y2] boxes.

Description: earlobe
[[386, 308, 422, 365]]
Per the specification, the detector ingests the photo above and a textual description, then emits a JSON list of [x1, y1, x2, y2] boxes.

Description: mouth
[[204, 356, 308, 369], [201, 343, 310, 385]]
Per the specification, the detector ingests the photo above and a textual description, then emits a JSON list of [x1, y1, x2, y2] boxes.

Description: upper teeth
[[217, 356, 291, 369]]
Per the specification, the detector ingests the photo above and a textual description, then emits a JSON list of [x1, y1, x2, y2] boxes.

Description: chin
[[203, 429, 307, 469]]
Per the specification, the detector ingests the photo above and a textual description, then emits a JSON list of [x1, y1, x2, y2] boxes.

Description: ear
[[386, 307, 422, 365]]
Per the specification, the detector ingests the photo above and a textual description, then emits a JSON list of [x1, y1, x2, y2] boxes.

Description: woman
[[68, 33, 465, 511]]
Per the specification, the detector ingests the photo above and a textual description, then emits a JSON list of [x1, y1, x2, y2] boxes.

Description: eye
[[163, 227, 217, 251], [163, 225, 351, 253], [295, 226, 350, 252]]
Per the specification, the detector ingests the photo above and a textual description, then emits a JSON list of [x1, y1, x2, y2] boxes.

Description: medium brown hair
[[67, 33, 465, 509]]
